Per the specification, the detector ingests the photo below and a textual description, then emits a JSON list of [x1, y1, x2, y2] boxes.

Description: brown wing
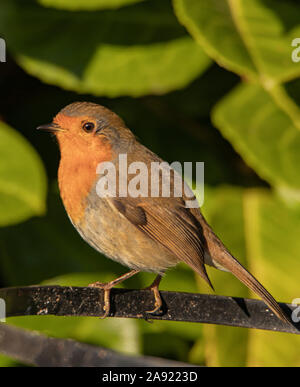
[[111, 197, 213, 289]]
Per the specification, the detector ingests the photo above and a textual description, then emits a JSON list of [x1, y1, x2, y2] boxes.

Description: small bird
[[38, 101, 289, 322]]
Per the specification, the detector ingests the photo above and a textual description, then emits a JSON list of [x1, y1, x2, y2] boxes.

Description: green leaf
[[174, 0, 300, 82], [242, 189, 299, 304], [38, 0, 144, 11], [200, 185, 300, 366], [174, 0, 300, 131], [0, 121, 47, 227], [242, 189, 300, 366], [228, 0, 300, 83], [0, 354, 20, 367], [199, 186, 249, 367], [0, 0, 210, 97], [212, 83, 300, 191], [174, 0, 257, 78]]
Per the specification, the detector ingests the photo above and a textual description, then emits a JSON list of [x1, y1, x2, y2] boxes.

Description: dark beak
[[36, 122, 62, 132]]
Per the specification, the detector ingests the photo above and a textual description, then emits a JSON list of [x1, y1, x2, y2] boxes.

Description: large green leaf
[[212, 83, 300, 192], [199, 185, 300, 366], [0, 0, 210, 97], [38, 0, 143, 11], [173, 0, 257, 78], [198, 186, 249, 367], [0, 122, 46, 227], [242, 189, 300, 366], [174, 0, 300, 134], [174, 0, 300, 82]]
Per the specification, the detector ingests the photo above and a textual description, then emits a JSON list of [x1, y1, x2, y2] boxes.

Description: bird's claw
[[88, 281, 111, 318], [145, 285, 163, 315]]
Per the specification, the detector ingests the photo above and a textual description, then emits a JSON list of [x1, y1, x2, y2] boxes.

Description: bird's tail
[[211, 246, 290, 324]]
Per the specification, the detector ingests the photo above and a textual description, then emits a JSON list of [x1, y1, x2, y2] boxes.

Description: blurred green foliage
[[0, 0, 299, 366]]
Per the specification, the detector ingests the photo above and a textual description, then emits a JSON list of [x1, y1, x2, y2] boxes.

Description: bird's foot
[[146, 286, 163, 315], [88, 281, 112, 319], [88, 270, 140, 319], [144, 275, 163, 315]]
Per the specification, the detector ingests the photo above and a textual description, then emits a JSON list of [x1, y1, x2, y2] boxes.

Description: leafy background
[[0, 0, 299, 366]]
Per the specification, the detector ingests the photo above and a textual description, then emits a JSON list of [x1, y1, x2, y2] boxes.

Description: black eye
[[82, 122, 95, 133]]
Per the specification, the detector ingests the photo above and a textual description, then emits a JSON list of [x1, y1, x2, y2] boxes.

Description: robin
[[37, 102, 289, 323]]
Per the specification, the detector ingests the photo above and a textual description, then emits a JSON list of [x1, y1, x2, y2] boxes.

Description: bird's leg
[[144, 274, 163, 314], [88, 269, 139, 318]]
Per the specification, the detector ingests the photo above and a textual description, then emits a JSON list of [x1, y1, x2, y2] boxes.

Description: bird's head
[[37, 102, 135, 157]]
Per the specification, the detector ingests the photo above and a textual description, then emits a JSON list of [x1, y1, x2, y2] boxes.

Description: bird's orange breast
[[57, 136, 113, 225]]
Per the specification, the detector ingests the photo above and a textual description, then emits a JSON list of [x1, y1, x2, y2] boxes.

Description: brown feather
[[112, 198, 214, 289]]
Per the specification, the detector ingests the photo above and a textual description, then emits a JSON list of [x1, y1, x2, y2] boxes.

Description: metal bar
[[0, 285, 299, 334], [0, 323, 193, 367]]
